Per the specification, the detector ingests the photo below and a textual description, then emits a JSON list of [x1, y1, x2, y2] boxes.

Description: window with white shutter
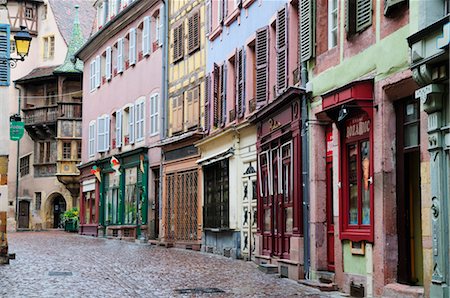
[[300, 0, 314, 62], [90, 61, 96, 91], [255, 27, 268, 107], [97, 116, 106, 152], [89, 121, 96, 157], [150, 93, 159, 135], [95, 55, 101, 88], [328, 0, 338, 49], [135, 99, 145, 141], [0, 24, 10, 86], [117, 38, 124, 73], [276, 5, 288, 95], [143, 16, 151, 56], [116, 109, 122, 148], [205, 0, 211, 36], [129, 28, 136, 65], [104, 115, 110, 151], [129, 104, 135, 144], [106, 47, 112, 80]]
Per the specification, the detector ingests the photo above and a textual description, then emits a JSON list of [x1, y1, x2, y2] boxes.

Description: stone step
[[258, 263, 279, 274], [298, 279, 338, 292], [316, 270, 335, 284]]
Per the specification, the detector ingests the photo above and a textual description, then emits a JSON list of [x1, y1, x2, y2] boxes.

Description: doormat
[[175, 288, 225, 294]]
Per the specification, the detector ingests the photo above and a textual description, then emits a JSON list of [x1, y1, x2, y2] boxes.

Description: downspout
[[14, 84, 21, 229], [158, 0, 169, 240], [301, 60, 310, 279]]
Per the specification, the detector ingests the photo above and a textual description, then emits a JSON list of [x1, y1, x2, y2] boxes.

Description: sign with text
[[10, 121, 24, 141]]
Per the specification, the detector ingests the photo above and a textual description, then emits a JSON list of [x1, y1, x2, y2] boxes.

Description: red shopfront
[[78, 163, 100, 236], [321, 80, 375, 243], [251, 87, 304, 261]]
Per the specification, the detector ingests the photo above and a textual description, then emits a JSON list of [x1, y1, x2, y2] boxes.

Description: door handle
[[368, 177, 373, 184]]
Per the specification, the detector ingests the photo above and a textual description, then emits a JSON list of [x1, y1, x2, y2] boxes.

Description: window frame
[[19, 154, 30, 177], [328, 0, 338, 49], [62, 141, 72, 160], [135, 97, 145, 142], [88, 120, 96, 158], [150, 93, 159, 136]]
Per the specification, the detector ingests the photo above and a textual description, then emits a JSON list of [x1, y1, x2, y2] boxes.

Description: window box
[[113, 68, 118, 77]]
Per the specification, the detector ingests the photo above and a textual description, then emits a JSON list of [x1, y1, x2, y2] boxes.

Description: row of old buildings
[[1, 0, 449, 297]]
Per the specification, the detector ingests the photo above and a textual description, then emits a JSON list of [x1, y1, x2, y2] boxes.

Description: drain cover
[[48, 271, 73, 276], [175, 288, 225, 294]]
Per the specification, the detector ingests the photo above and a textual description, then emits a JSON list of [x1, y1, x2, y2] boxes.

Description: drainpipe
[[300, 61, 310, 279], [14, 84, 22, 229], [158, 0, 169, 240]]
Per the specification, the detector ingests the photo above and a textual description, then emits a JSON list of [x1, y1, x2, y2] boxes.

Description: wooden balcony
[[23, 105, 58, 126]]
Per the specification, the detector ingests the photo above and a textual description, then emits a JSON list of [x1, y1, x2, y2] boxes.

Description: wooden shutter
[[213, 63, 220, 127], [236, 47, 245, 118], [129, 105, 135, 144], [0, 24, 10, 86], [104, 115, 110, 151], [116, 110, 122, 148], [188, 12, 200, 53], [300, 0, 314, 62], [89, 122, 95, 157], [117, 38, 124, 73], [143, 16, 150, 56], [192, 86, 200, 127], [95, 55, 101, 88], [173, 24, 184, 61], [106, 47, 112, 80], [178, 24, 184, 59], [356, 0, 372, 32], [205, 74, 211, 132], [255, 27, 268, 107], [129, 28, 136, 65], [221, 63, 227, 126], [276, 5, 288, 94], [173, 96, 183, 132]]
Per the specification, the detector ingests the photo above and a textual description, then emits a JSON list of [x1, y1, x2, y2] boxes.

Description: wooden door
[[326, 161, 335, 271], [18, 201, 30, 229], [241, 172, 257, 260]]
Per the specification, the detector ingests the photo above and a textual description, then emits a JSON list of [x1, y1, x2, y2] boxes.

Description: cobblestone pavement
[[1, 231, 342, 298]]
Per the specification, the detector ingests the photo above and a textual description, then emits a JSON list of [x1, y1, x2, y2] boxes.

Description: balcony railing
[[23, 102, 82, 125]]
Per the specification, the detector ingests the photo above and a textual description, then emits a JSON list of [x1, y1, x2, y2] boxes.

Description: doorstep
[[383, 283, 424, 298]]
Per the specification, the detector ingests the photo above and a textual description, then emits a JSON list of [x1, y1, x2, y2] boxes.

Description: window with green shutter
[[346, 0, 372, 36]]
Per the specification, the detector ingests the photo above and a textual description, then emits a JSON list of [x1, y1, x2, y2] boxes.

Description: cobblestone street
[[0, 231, 341, 298]]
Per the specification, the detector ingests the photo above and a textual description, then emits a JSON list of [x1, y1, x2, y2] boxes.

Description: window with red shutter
[[255, 27, 268, 107], [276, 5, 288, 95], [205, 75, 211, 132], [213, 63, 220, 127], [236, 47, 246, 118]]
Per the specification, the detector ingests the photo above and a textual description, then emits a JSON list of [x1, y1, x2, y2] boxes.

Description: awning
[[196, 147, 234, 166]]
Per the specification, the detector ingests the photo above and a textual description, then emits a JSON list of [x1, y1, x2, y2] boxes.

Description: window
[[205, 75, 211, 132], [43, 36, 55, 60], [185, 86, 200, 128], [35, 192, 41, 210], [235, 47, 245, 118], [213, 62, 227, 127], [19, 155, 30, 177], [95, 55, 101, 87], [143, 16, 151, 56], [172, 96, 183, 133], [117, 38, 124, 73], [109, 0, 117, 19], [97, 1, 105, 28], [124, 167, 138, 224], [25, 7, 33, 20], [217, 0, 224, 25], [88, 121, 96, 157], [135, 98, 145, 141], [77, 141, 82, 159], [205, 0, 212, 36], [63, 142, 71, 160], [42, 4, 47, 20], [150, 93, 159, 135], [90, 61, 96, 91], [104, 173, 120, 225], [129, 28, 137, 66], [97, 115, 110, 152], [328, 0, 338, 49], [83, 190, 96, 224], [346, 0, 372, 35], [173, 23, 184, 62], [36, 141, 53, 163], [128, 104, 135, 144], [187, 11, 200, 54], [155, 11, 163, 46], [105, 47, 112, 80], [255, 27, 268, 107], [204, 160, 229, 229]]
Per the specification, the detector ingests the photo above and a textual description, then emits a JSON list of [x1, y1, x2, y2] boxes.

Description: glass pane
[[404, 102, 419, 122], [285, 207, 293, 233], [264, 209, 270, 232], [361, 141, 370, 225], [404, 123, 419, 147], [348, 144, 358, 225]]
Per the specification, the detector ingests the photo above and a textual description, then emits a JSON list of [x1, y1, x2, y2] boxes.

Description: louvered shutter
[[218, 0, 224, 24], [221, 63, 227, 126], [97, 117, 105, 152], [188, 12, 200, 53], [206, 0, 211, 36], [205, 75, 211, 132], [89, 122, 96, 157], [129, 28, 136, 65], [192, 86, 200, 127], [173, 26, 178, 61], [143, 16, 150, 56], [255, 27, 268, 107], [213, 63, 220, 127], [116, 110, 122, 148], [106, 47, 112, 80], [90, 61, 95, 90], [300, 0, 314, 62], [173, 96, 183, 132], [135, 102, 141, 140], [356, 0, 372, 32], [129, 105, 135, 144], [242, 48, 246, 116], [104, 115, 110, 151], [0, 24, 10, 86], [178, 24, 184, 59], [117, 38, 124, 73], [95, 55, 101, 88], [223, 0, 228, 20], [236, 47, 245, 118], [276, 5, 288, 94]]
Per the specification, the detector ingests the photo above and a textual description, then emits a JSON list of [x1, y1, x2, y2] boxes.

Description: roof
[[14, 66, 59, 83], [48, 0, 96, 45]]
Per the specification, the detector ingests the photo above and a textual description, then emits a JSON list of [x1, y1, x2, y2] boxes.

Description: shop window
[[124, 167, 138, 225], [204, 160, 229, 229], [20, 155, 30, 177], [104, 173, 120, 225]]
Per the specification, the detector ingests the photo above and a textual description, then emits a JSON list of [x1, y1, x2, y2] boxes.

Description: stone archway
[[44, 193, 67, 229]]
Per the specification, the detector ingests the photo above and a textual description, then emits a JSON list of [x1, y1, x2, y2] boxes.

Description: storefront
[[250, 87, 304, 279], [79, 170, 99, 236]]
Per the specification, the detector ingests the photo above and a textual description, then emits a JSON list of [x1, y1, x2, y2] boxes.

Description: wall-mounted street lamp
[[1, 26, 32, 68]]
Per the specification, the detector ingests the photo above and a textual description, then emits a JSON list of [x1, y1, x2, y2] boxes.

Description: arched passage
[[46, 193, 67, 228]]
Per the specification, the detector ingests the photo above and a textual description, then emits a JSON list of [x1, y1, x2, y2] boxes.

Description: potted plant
[[61, 208, 79, 232]]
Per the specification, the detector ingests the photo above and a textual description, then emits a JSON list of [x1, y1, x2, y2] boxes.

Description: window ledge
[[224, 8, 240, 27], [340, 228, 373, 243], [242, 0, 256, 9], [209, 26, 223, 41]]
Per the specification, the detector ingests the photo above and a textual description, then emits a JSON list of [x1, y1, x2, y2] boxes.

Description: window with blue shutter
[[89, 121, 96, 157], [0, 24, 10, 86], [116, 109, 122, 148], [117, 38, 124, 73], [95, 55, 101, 88], [129, 104, 135, 144]]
